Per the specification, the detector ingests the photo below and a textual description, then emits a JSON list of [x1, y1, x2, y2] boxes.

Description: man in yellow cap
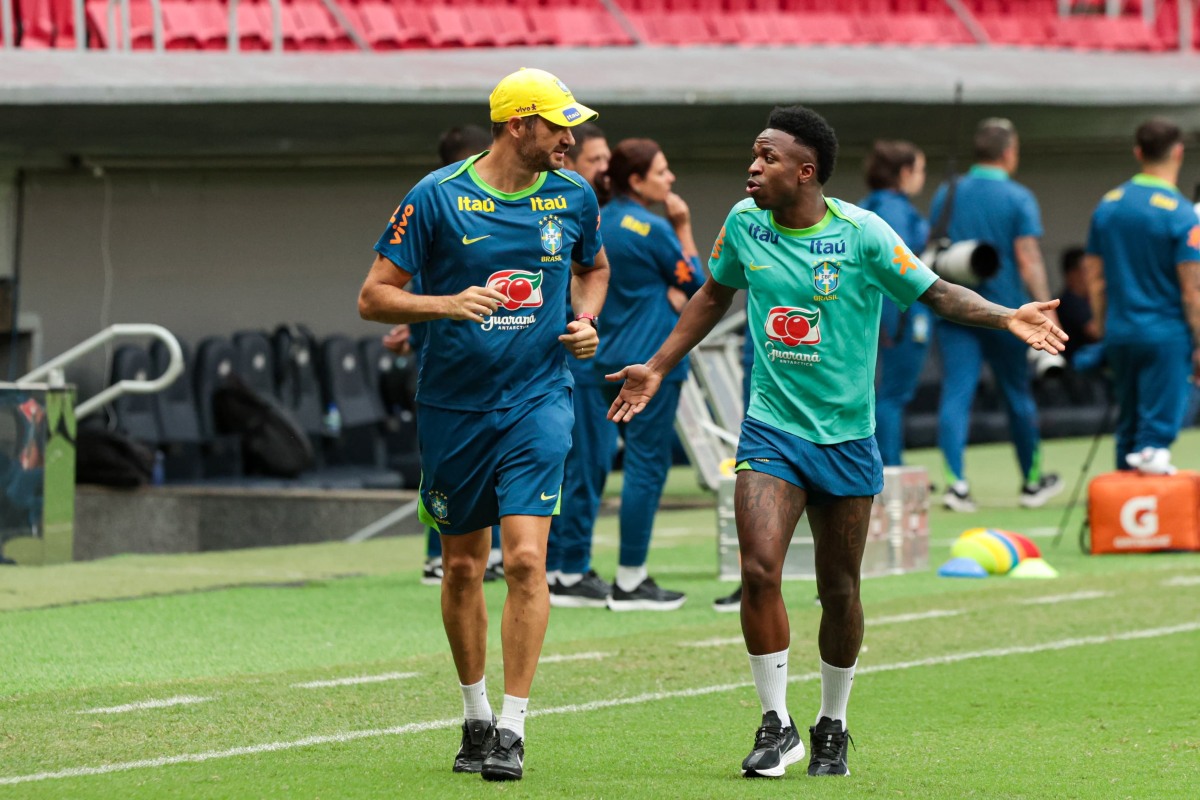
[[358, 67, 609, 782]]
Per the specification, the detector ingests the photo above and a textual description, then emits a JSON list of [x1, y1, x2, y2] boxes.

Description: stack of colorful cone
[[938, 528, 1057, 578]]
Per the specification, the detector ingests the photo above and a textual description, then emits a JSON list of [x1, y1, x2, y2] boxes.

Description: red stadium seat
[[534, 7, 634, 46], [426, 5, 491, 47], [353, 2, 429, 49], [628, 10, 718, 45], [17, 0, 57, 48]]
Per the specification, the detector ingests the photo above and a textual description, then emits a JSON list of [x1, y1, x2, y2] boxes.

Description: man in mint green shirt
[[607, 105, 1067, 780]]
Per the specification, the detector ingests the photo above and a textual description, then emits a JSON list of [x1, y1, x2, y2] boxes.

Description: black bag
[[212, 377, 314, 478], [76, 427, 155, 487]]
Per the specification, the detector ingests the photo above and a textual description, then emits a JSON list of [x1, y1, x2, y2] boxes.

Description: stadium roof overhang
[[3, 47, 1200, 164]]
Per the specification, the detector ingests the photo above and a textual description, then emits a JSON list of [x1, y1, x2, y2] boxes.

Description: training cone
[[1009, 557, 1059, 579], [938, 557, 989, 578]]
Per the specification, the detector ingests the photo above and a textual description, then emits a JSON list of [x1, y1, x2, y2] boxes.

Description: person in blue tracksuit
[[1083, 117, 1200, 475], [544, 123, 615, 605], [929, 118, 1063, 512], [859, 140, 932, 467], [549, 137, 705, 611]]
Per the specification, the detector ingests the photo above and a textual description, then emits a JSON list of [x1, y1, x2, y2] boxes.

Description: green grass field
[[2, 432, 1199, 798]]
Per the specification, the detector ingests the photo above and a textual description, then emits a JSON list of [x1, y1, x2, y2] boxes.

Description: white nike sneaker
[[1126, 447, 1176, 475]]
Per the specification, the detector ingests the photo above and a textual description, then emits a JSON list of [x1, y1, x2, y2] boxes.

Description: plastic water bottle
[[323, 403, 342, 437], [152, 450, 166, 486]]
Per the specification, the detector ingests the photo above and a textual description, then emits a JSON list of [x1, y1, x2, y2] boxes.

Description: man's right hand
[[448, 286, 507, 323], [606, 364, 663, 423]]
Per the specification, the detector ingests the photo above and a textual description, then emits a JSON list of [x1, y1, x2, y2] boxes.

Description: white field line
[[873, 609, 964, 625], [1163, 575, 1200, 587], [77, 696, 213, 715], [291, 672, 419, 689], [1018, 591, 1112, 605], [540, 652, 608, 664], [9, 621, 1198, 787], [680, 636, 745, 648]]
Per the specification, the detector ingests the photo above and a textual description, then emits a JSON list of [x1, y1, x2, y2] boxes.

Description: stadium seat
[[149, 338, 206, 482], [353, 1, 428, 49], [628, 10, 719, 45], [16, 0, 56, 48], [358, 335, 420, 487], [271, 324, 325, 468], [193, 335, 244, 477], [317, 334, 389, 473], [530, 7, 634, 47], [110, 344, 162, 445], [232, 330, 277, 398]]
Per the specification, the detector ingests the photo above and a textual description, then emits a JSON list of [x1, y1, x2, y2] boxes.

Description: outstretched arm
[[919, 278, 1067, 354], [606, 278, 738, 422]]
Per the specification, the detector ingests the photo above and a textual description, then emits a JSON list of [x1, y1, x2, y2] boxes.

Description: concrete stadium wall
[[15, 144, 1191, 397]]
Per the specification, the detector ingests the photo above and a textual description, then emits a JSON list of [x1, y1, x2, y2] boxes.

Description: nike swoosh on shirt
[[462, 234, 491, 245], [540, 492, 559, 501], [748, 263, 773, 271]]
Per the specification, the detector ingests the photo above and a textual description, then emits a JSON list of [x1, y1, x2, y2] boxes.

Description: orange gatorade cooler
[[1088, 470, 1200, 554]]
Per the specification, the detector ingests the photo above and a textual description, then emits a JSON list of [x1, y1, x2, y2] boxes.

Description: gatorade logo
[[1119, 496, 1158, 537]]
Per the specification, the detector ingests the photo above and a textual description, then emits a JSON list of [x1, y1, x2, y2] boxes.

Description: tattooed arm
[[918, 278, 1068, 354]]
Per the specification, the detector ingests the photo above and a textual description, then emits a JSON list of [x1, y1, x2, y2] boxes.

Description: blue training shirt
[[859, 189, 932, 342], [374, 153, 603, 411], [592, 196, 705, 381], [929, 165, 1042, 307], [1085, 173, 1200, 344]]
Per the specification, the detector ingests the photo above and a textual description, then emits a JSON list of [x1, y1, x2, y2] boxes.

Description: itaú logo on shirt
[[764, 306, 821, 348]]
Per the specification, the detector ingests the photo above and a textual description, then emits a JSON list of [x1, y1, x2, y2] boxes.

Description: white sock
[[747, 648, 790, 725], [498, 694, 528, 739], [558, 572, 583, 587], [616, 565, 647, 592], [817, 660, 856, 730], [547, 570, 561, 586], [488, 548, 503, 568], [425, 556, 442, 568], [460, 677, 492, 722]]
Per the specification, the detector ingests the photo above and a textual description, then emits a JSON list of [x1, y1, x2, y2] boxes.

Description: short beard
[[517, 130, 557, 173]]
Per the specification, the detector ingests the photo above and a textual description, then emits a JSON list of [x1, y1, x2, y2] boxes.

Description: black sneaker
[[712, 584, 742, 613], [550, 570, 611, 608], [606, 576, 686, 611], [452, 716, 497, 774], [1019, 473, 1064, 508], [741, 710, 804, 777], [942, 482, 977, 513], [421, 560, 443, 586], [480, 728, 524, 781], [483, 563, 502, 583], [807, 716, 853, 776]]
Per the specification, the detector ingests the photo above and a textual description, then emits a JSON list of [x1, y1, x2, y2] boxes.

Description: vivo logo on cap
[[563, 107, 581, 122]]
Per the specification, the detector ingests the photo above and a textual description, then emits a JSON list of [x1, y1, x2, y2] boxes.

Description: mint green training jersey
[[709, 197, 939, 444]]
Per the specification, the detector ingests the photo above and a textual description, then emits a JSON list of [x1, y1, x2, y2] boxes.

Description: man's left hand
[[559, 319, 599, 359], [1009, 298, 1068, 354]]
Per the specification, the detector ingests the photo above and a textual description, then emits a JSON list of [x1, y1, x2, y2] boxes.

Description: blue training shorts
[[417, 388, 573, 535], [734, 416, 883, 505]]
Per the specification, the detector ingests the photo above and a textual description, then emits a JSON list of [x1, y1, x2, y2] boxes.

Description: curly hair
[[765, 105, 839, 184]]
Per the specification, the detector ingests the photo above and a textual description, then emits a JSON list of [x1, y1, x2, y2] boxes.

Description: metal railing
[[17, 323, 183, 420]]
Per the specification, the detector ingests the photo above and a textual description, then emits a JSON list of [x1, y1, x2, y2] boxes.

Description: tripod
[[1052, 391, 1115, 551]]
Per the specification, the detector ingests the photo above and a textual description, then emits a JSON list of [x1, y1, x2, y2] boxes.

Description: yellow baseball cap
[[488, 67, 598, 127]]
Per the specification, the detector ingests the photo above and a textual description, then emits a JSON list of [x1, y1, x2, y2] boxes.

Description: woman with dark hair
[[549, 138, 705, 611], [859, 140, 931, 467]]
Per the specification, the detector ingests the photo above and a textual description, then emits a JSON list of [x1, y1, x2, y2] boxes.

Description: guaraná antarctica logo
[[482, 269, 544, 332], [764, 306, 821, 347]]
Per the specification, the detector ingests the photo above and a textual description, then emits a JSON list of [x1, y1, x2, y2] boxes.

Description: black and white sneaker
[[550, 570, 611, 608], [480, 728, 524, 781], [807, 716, 853, 776], [421, 560, 444, 586], [452, 716, 497, 774], [1019, 473, 1064, 508], [606, 577, 686, 611], [942, 481, 977, 513], [712, 584, 742, 613], [741, 710, 804, 777], [483, 562, 503, 583]]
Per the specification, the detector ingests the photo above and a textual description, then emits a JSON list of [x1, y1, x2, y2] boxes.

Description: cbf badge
[[539, 215, 564, 256], [812, 261, 840, 296], [428, 490, 450, 524]]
